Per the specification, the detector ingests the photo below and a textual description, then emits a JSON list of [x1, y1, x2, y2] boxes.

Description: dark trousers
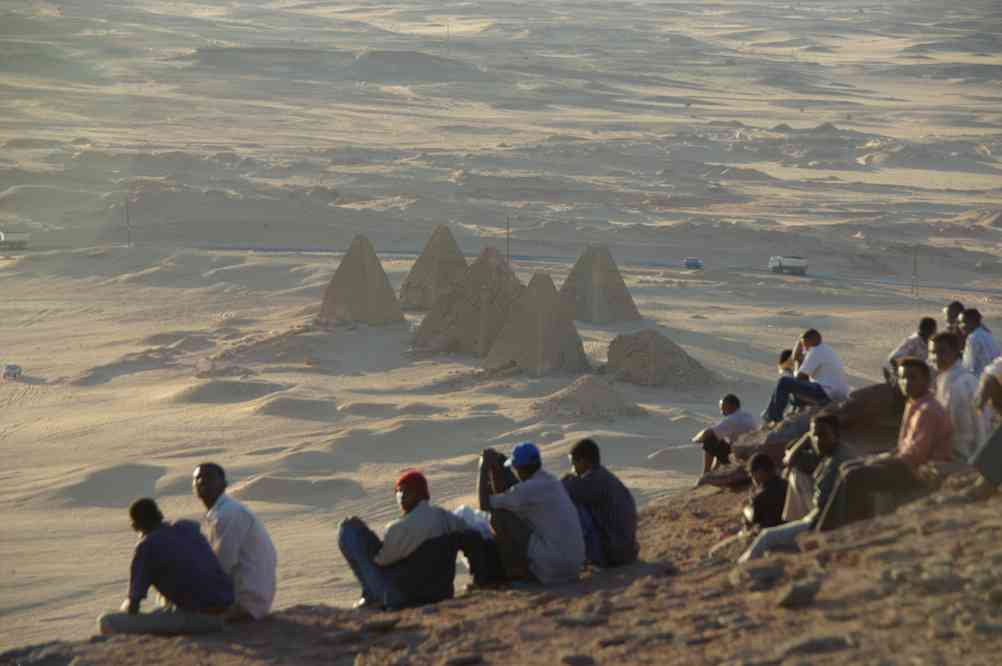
[[766, 377, 830, 422], [702, 430, 732, 467], [478, 451, 534, 581], [816, 456, 920, 532], [576, 504, 606, 567]]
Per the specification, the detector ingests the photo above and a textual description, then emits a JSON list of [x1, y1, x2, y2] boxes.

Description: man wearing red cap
[[338, 469, 474, 609]]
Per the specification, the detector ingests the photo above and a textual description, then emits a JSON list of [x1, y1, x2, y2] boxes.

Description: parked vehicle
[[683, 257, 704, 270], [0, 231, 29, 250], [2, 364, 23, 382], [768, 255, 808, 276]]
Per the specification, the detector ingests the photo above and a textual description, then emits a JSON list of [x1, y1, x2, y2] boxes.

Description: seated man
[[562, 438, 638, 568], [763, 329, 850, 425], [817, 358, 954, 531], [967, 359, 1002, 500], [693, 394, 757, 474], [479, 442, 584, 585], [744, 453, 787, 530], [961, 308, 1001, 378], [739, 413, 850, 561], [338, 470, 480, 610], [930, 332, 989, 460], [884, 317, 937, 386], [98, 498, 234, 635], [193, 463, 278, 621]]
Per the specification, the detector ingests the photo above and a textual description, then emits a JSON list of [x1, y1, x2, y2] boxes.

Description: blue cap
[[506, 442, 541, 468]]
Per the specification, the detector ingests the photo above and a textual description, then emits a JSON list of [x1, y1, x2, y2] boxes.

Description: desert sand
[[1, 0, 1001, 656]]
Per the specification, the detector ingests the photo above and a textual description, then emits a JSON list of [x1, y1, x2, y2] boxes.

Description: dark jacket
[[562, 465, 639, 566], [384, 529, 496, 609]]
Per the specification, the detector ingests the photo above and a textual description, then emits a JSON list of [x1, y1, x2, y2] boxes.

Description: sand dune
[[46, 464, 166, 508], [166, 380, 289, 405], [230, 475, 364, 506], [249, 396, 337, 421]]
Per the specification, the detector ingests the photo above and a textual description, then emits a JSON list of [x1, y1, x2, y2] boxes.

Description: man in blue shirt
[[98, 498, 234, 635]]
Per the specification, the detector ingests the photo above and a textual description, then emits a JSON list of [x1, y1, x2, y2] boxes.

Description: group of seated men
[[694, 300, 1001, 560], [99, 439, 639, 633], [98, 302, 999, 635]]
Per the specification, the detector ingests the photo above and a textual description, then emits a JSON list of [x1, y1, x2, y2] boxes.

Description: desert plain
[[1, 0, 1001, 654]]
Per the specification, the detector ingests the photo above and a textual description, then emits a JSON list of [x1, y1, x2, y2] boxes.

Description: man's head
[[944, 301, 965, 325], [507, 442, 541, 482], [929, 331, 962, 373], [809, 412, 840, 457], [720, 394, 741, 416], [193, 462, 227, 510], [898, 357, 932, 400], [568, 438, 601, 476], [747, 452, 776, 486], [129, 498, 164, 535], [959, 308, 982, 336], [395, 469, 430, 514], [918, 317, 937, 340], [801, 329, 822, 349]]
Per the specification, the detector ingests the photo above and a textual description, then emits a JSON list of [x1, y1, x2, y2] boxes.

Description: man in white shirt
[[693, 394, 757, 474], [961, 308, 1001, 378], [338, 470, 472, 610], [479, 442, 585, 585], [884, 317, 937, 385], [763, 329, 850, 424], [193, 463, 277, 622], [930, 332, 988, 459]]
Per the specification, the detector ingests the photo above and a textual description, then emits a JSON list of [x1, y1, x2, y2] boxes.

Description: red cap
[[395, 469, 430, 500]]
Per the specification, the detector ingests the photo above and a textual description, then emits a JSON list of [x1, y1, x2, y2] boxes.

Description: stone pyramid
[[318, 235, 404, 326], [398, 225, 468, 310], [413, 247, 523, 355], [558, 245, 641, 323], [485, 272, 589, 376]]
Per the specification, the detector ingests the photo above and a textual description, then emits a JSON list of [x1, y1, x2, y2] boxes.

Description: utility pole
[[506, 215, 511, 265], [124, 192, 132, 247], [911, 246, 918, 298]]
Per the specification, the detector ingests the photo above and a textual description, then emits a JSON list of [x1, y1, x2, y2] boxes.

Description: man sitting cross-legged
[[338, 470, 489, 610], [193, 463, 277, 622], [738, 412, 850, 562], [562, 438, 638, 568], [816, 357, 954, 531], [98, 498, 234, 635], [763, 329, 850, 425], [479, 442, 585, 585]]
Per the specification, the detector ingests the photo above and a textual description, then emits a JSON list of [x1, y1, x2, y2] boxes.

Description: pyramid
[[318, 235, 404, 326], [531, 376, 645, 419], [558, 245, 641, 323], [484, 272, 589, 376], [413, 247, 523, 355], [607, 329, 712, 387], [398, 225, 468, 310]]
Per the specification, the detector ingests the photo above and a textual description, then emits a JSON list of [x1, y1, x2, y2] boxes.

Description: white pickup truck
[[0, 231, 29, 250], [768, 255, 808, 276]]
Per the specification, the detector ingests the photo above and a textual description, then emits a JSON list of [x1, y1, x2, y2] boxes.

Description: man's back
[[491, 469, 585, 583], [964, 327, 1001, 377], [800, 343, 850, 401], [562, 466, 638, 565], [205, 496, 277, 619], [130, 521, 233, 612]]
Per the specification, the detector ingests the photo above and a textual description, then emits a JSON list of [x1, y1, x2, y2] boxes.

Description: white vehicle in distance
[[0, 231, 29, 250], [768, 255, 808, 276]]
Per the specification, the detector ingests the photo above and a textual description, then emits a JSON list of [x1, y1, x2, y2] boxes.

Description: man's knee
[[98, 612, 126, 635]]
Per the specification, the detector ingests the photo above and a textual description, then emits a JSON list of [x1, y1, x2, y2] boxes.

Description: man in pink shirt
[[817, 357, 953, 531]]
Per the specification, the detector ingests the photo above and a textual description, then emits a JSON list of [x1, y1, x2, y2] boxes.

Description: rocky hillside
[[4, 479, 1001, 666]]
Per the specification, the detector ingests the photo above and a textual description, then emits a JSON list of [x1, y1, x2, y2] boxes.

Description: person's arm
[[488, 478, 534, 511], [373, 519, 411, 566], [478, 448, 504, 511], [976, 374, 1002, 413], [797, 348, 820, 382], [126, 544, 152, 614]]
